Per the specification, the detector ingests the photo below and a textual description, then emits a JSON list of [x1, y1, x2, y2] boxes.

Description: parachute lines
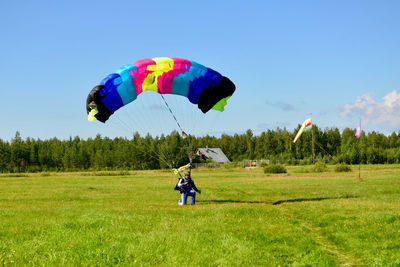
[[159, 94, 185, 137]]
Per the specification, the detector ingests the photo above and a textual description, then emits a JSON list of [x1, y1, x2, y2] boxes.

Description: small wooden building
[[196, 148, 230, 163]]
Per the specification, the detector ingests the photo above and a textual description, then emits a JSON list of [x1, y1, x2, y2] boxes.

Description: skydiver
[[177, 171, 201, 205]]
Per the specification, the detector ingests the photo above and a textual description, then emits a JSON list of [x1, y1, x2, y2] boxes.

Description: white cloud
[[265, 101, 295, 111], [340, 90, 400, 128]]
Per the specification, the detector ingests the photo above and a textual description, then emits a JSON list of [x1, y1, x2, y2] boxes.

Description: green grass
[[0, 165, 400, 266]]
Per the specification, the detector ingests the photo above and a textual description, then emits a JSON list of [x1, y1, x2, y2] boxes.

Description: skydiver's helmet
[[184, 171, 190, 178]]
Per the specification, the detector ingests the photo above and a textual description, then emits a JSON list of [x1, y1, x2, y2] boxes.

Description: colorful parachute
[[293, 118, 312, 143], [86, 57, 236, 123]]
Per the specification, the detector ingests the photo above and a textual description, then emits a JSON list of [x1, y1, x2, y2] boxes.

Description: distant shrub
[[94, 172, 113, 176], [40, 172, 51, 177], [116, 170, 131, 176], [263, 164, 287, 174], [222, 162, 239, 169], [86, 170, 131, 176], [5, 173, 29, 177], [298, 157, 313, 165], [292, 167, 310, 173], [311, 162, 328, 173], [27, 166, 42, 173], [334, 164, 352, 172]]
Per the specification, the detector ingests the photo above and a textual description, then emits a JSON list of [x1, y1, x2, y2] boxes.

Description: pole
[[311, 113, 315, 164], [358, 118, 361, 180]]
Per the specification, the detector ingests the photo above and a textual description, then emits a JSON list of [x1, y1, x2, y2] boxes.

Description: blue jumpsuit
[[177, 177, 200, 205]]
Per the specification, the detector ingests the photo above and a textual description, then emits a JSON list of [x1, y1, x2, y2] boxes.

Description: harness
[[174, 177, 192, 193]]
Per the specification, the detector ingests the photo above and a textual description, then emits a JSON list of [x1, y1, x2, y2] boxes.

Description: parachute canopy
[[293, 118, 312, 143], [86, 57, 236, 123]]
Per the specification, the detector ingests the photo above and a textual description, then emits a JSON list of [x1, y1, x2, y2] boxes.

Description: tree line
[[1, 125, 400, 173]]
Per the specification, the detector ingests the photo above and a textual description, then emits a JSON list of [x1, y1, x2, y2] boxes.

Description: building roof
[[196, 148, 230, 163]]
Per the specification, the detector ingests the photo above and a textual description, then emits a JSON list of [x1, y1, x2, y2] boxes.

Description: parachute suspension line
[[210, 111, 222, 136], [120, 106, 143, 134], [159, 94, 194, 169], [105, 107, 175, 169], [121, 95, 179, 169], [159, 94, 187, 138], [165, 94, 195, 165], [117, 125, 173, 168], [136, 144, 171, 167], [123, 96, 175, 168], [115, 102, 190, 171], [186, 135, 194, 165], [101, 119, 131, 136], [312, 139, 333, 158], [115, 116, 135, 134], [97, 119, 173, 168]]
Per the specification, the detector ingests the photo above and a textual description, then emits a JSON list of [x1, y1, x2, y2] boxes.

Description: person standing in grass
[[177, 171, 201, 205]]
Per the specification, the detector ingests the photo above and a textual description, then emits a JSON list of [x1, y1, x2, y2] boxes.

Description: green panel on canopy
[[88, 107, 99, 122], [211, 96, 231, 111]]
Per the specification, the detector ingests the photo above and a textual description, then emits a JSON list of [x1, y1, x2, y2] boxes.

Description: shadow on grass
[[198, 195, 357, 205], [273, 195, 357, 205], [198, 199, 271, 205]]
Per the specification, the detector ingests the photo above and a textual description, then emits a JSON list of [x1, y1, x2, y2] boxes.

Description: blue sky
[[1, 0, 400, 140]]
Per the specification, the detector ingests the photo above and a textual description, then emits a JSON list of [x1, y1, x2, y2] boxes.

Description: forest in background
[[1, 125, 400, 173]]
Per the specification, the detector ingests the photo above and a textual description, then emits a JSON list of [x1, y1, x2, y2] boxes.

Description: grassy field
[[0, 165, 400, 266]]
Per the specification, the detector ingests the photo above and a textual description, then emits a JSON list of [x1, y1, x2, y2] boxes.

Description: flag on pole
[[355, 122, 361, 139]]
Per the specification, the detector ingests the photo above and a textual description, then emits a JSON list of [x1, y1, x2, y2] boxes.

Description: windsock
[[293, 118, 312, 143]]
